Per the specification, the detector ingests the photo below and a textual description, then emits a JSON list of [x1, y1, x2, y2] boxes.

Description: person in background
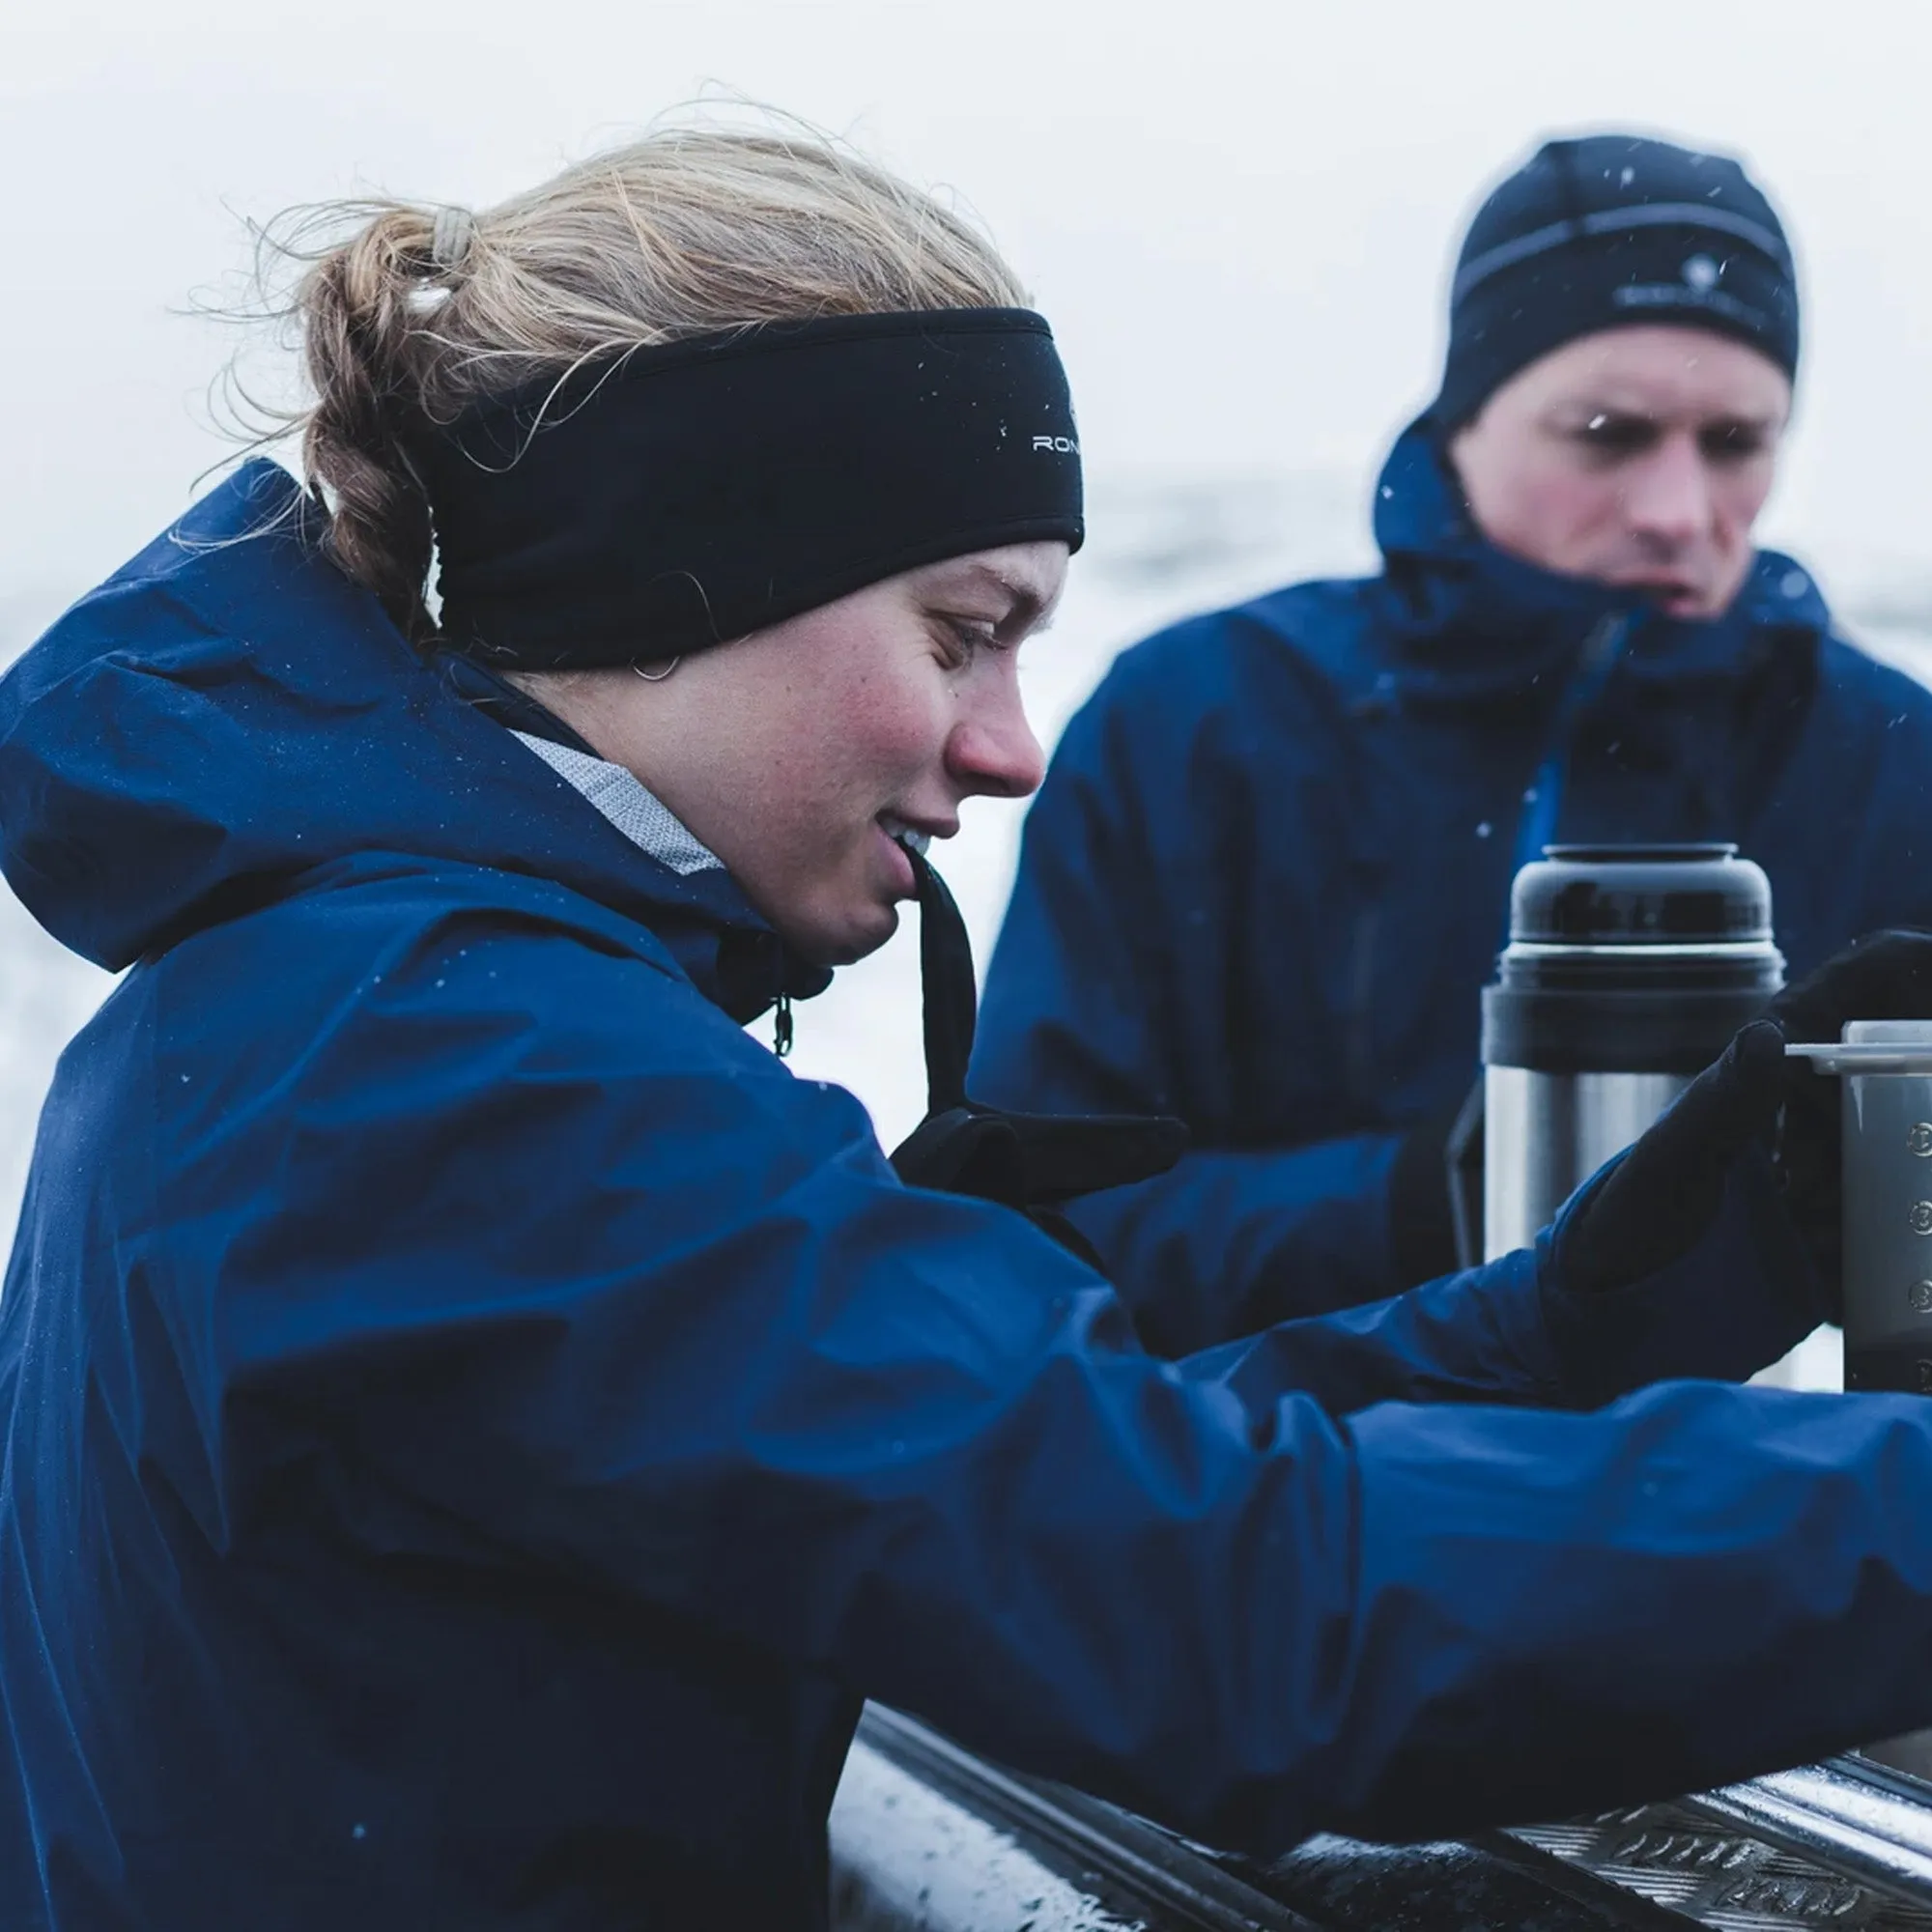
[[14, 121, 1932, 1931], [972, 131, 1932, 1348]]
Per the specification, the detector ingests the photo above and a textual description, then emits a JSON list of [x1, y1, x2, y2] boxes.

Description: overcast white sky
[[3, 0, 1930, 636]]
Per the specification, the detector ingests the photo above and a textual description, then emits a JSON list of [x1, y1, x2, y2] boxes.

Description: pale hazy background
[[4, 0, 1929, 1382]]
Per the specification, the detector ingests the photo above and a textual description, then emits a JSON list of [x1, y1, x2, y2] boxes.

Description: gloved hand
[[1549, 1018, 1790, 1298], [1554, 929, 1932, 1314]]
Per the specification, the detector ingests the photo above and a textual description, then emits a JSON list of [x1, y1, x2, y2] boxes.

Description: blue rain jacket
[[975, 420, 1932, 1339], [10, 464, 1932, 1931]]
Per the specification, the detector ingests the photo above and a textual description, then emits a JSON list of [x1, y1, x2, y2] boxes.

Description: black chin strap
[[887, 848, 1187, 1269]]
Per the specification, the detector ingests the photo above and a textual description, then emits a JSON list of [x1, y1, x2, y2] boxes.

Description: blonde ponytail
[[265, 118, 1029, 646]]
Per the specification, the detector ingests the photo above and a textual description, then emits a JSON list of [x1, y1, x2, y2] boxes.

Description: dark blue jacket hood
[[1349, 417, 1830, 707], [0, 460, 818, 1015]]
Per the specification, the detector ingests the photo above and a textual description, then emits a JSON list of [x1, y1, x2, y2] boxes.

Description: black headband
[[411, 308, 1084, 668]]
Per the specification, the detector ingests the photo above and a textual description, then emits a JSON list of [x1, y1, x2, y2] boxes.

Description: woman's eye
[[939, 617, 1001, 662]]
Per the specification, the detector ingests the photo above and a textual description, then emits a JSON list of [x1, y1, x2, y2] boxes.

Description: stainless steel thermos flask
[[1481, 843, 1786, 1261]]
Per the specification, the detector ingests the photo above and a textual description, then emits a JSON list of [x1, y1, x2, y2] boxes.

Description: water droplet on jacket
[[1475, 821, 1492, 838], [1780, 568, 1808, 599]]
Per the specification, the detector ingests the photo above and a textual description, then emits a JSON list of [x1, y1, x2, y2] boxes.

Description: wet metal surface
[[831, 1740, 1149, 1932], [1512, 1803, 1932, 1930], [834, 1708, 1932, 1931]]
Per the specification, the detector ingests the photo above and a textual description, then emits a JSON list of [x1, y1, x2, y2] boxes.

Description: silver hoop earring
[[632, 657, 681, 683]]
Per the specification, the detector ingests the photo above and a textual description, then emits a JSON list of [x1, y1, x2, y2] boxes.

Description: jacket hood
[[0, 461, 822, 1011], [1364, 416, 1831, 706]]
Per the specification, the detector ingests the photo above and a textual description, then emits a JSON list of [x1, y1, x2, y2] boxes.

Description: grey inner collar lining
[[512, 731, 723, 877]]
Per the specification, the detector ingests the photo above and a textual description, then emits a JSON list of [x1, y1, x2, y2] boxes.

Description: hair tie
[[429, 206, 478, 277]]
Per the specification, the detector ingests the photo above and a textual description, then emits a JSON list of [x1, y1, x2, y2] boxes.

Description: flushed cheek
[[841, 668, 952, 762]]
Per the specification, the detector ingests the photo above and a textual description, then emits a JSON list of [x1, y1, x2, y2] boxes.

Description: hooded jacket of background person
[[971, 134, 1932, 1333]]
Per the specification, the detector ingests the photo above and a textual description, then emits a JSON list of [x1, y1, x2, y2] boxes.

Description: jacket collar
[[1367, 416, 1831, 706]]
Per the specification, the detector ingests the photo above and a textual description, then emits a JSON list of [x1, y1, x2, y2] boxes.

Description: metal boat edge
[[833, 1705, 1932, 1930]]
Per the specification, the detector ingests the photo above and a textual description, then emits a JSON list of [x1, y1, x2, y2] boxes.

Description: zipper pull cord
[[773, 989, 794, 1060]]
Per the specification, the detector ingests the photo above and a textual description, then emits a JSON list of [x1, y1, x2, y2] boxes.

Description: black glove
[[886, 846, 1188, 1270], [1555, 928, 1932, 1309], [1550, 1018, 1789, 1297]]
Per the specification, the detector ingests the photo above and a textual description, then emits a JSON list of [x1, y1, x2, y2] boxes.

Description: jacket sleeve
[[201, 924, 1932, 1861], [973, 652, 1410, 1350]]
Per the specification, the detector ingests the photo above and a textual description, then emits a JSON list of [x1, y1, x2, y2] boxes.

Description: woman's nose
[[948, 676, 1046, 801]]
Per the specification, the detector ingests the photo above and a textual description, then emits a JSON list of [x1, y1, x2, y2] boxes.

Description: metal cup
[[1821, 1022, 1932, 1394]]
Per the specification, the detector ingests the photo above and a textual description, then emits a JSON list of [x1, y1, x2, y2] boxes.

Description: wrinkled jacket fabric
[[974, 420, 1932, 1339], [9, 465, 1932, 1931]]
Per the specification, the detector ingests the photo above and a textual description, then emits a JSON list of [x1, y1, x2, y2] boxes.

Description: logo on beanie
[[1613, 250, 1762, 330]]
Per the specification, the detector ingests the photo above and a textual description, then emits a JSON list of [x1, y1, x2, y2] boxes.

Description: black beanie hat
[[1435, 133, 1799, 432]]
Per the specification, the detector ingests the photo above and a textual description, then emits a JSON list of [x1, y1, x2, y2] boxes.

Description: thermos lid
[[1508, 842, 1775, 948], [1486, 842, 1784, 1073]]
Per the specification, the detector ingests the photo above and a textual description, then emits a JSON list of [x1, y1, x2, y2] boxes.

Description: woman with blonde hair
[[8, 117, 1932, 1930]]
